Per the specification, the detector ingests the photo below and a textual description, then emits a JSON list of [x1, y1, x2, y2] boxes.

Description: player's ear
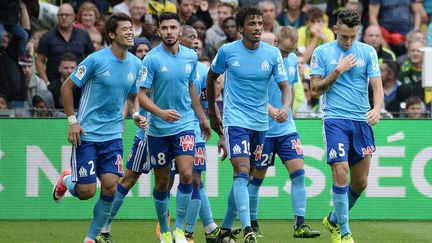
[[333, 24, 338, 35], [108, 31, 116, 41]]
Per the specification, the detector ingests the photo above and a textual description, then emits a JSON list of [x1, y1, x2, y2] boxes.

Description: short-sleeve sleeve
[[130, 63, 143, 94], [310, 47, 326, 76], [211, 46, 226, 74], [367, 46, 381, 78], [189, 58, 198, 82], [272, 49, 288, 83], [141, 56, 156, 89], [69, 55, 95, 88]]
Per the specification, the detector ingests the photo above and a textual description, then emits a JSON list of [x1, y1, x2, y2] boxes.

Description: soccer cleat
[[252, 226, 263, 238], [173, 228, 188, 243], [185, 231, 194, 243], [52, 169, 71, 202], [95, 233, 114, 243], [160, 231, 173, 243], [323, 215, 341, 243], [216, 228, 238, 243], [341, 233, 355, 243], [243, 227, 257, 243], [205, 227, 221, 243], [156, 211, 171, 240], [293, 224, 321, 238]]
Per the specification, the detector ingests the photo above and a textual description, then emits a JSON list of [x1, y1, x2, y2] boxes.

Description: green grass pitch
[[1, 219, 431, 243]]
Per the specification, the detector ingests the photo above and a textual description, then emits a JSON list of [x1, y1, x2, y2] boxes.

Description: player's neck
[[111, 43, 128, 60], [242, 39, 260, 50], [162, 43, 180, 55]]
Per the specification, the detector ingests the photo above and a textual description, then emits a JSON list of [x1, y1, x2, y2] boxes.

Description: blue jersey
[[135, 108, 148, 140], [211, 40, 287, 131], [194, 61, 208, 144], [267, 53, 298, 137], [141, 44, 197, 137], [70, 48, 142, 142], [310, 41, 381, 121]]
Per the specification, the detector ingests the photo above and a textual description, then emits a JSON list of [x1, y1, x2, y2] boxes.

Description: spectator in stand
[[297, 7, 335, 62], [276, 0, 307, 29], [178, 0, 195, 23], [380, 60, 401, 106], [130, 37, 151, 60], [36, 3, 94, 85], [397, 29, 426, 66], [0, 0, 31, 64], [296, 78, 320, 118], [113, 0, 132, 15], [216, 16, 239, 48], [141, 13, 158, 40], [47, 52, 80, 110], [205, 2, 235, 49], [27, 29, 48, 57], [147, 0, 177, 16], [363, 25, 396, 63], [386, 84, 412, 117], [259, 1, 281, 34], [402, 96, 424, 118], [32, 90, 66, 117], [19, 57, 48, 108], [0, 93, 7, 110], [89, 31, 103, 51], [398, 40, 426, 101], [190, 0, 213, 28], [129, 0, 147, 36], [74, 1, 101, 33], [191, 18, 217, 59], [369, 0, 422, 56]]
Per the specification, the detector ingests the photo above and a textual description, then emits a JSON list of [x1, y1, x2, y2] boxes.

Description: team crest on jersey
[[329, 148, 337, 159], [233, 144, 241, 155], [127, 71, 134, 82], [141, 66, 147, 81], [185, 64, 192, 73], [75, 65, 86, 80], [180, 135, 195, 151], [311, 55, 318, 69], [356, 58, 365, 67], [261, 60, 270, 71]]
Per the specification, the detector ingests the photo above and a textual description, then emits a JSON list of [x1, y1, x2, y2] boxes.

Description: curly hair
[[337, 9, 360, 28]]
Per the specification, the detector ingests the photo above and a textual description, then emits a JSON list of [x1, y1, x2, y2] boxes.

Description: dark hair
[[306, 7, 324, 22], [104, 12, 133, 43], [337, 9, 360, 28], [59, 52, 77, 63], [235, 6, 262, 28], [158, 12, 180, 27], [382, 60, 399, 77], [282, 0, 305, 12], [405, 96, 422, 108], [222, 16, 236, 27]]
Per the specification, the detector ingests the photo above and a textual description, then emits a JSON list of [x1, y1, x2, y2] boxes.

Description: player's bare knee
[[77, 188, 96, 200], [155, 177, 170, 191], [179, 172, 192, 184], [351, 180, 368, 193]]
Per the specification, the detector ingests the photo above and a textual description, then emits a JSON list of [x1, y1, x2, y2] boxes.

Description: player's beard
[[162, 36, 179, 47]]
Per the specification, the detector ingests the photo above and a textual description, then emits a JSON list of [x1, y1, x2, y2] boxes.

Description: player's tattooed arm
[[310, 71, 340, 97]]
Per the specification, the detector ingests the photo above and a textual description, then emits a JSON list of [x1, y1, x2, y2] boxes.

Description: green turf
[[0, 220, 431, 243]]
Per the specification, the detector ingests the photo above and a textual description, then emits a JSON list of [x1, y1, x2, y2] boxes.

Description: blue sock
[[185, 187, 201, 233], [233, 172, 250, 230], [86, 194, 114, 240], [199, 182, 215, 228], [329, 185, 361, 224], [175, 183, 193, 230], [348, 186, 360, 210], [153, 189, 170, 233], [290, 169, 306, 226], [332, 185, 350, 236], [103, 184, 129, 231], [248, 177, 263, 221], [64, 176, 78, 197], [221, 186, 237, 229]]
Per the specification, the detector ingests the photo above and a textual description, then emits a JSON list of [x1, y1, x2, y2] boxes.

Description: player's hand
[[366, 108, 380, 125], [160, 109, 180, 122], [336, 53, 357, 73], [200, 119, 212, 142], [209, 112, 223, 136], [68, 123, 86, 146], [134, 115, 147, 129], [274, 109, 288, 123], [217, 136, 228, 161]]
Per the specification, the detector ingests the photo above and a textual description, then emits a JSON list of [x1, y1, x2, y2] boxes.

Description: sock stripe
[[289, 169, 305, 179], [100, 194, 115, 202], [332, 185, 348, 194], [117, 184, 129, 196], [249, 177, 264, 186]]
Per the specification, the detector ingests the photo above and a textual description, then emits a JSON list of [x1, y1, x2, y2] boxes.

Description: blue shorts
[[148, 130, 195, 169], [224, 126, 266, 165], [170, 142, 207, 176], [125, 136, 151, 174], [71, 138, 124, 184], [256, 133, 304, 170], [323, 119, 375, 166]]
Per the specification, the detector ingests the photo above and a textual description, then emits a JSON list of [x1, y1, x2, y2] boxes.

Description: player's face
[[112, 20, 134, 48], [334, 23, 359, 50], [181, 29, 199, 50], [239, 15, 263, 43], [159, 19, 182, 47], [277, 37, 297, 57]]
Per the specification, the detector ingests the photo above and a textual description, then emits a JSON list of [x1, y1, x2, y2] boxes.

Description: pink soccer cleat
[[52, 169, 71, 203]]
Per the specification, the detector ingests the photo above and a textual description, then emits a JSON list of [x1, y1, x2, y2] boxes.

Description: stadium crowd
[[0, 0, 431, 119]]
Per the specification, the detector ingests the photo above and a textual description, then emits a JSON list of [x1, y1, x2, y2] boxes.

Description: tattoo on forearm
[[311, 69, 340, 95]]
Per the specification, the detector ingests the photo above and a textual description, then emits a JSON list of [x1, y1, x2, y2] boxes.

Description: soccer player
[[206, 6, 290, 243], [53, 13, 146, 243], [138, 12, 211, 243], [248, 26, 321, 239], [310, 9, 383, 243]]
